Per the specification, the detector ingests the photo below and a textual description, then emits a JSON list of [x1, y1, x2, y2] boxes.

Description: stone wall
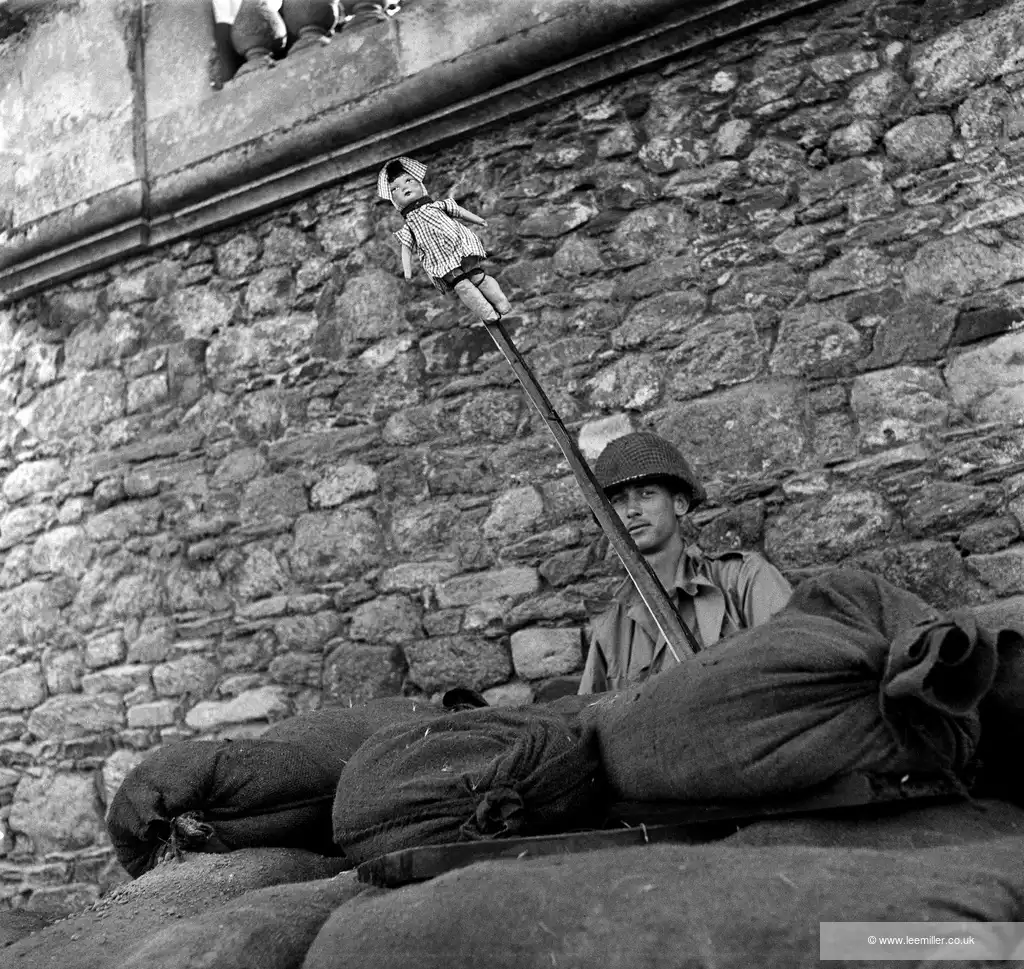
[[2, 0, 1024, 913]]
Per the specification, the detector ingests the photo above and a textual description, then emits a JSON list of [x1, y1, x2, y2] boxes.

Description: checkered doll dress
[[378, 157, 489, 293]]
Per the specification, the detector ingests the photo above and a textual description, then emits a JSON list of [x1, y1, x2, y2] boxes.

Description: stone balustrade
[[212, 0, 397, 84]]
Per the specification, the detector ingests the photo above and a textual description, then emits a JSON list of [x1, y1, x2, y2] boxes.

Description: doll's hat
[[377, 156, 427, 201]]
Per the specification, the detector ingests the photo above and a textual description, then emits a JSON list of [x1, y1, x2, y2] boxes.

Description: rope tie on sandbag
[[156, 811, 216, 865], [460, 785, 525, 839]]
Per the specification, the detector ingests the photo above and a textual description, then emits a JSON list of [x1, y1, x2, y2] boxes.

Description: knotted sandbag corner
[[592, 568, 1013, 803], [331, 707, 606, 866], [107, 739, 341, 878]]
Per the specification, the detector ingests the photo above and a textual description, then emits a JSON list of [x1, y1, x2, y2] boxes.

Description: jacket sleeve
[[737, 553, 793, 629]]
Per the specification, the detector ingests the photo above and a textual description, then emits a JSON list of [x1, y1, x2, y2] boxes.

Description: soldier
[[578, 432, 793, 694]]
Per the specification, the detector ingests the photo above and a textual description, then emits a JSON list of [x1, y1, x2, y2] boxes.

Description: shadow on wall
[[211, 0, 404, 86]]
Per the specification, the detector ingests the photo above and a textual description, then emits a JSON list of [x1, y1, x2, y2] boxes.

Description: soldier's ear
[[673, 493, 690, 517]]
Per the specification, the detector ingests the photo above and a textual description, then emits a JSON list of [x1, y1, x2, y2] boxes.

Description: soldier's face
[[609, 482, 688, 554]]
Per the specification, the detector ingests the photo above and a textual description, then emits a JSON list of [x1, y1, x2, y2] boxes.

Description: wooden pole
[[482, 319, 701, 662]]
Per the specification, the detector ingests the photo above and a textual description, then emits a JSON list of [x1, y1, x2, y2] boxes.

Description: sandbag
[[108, 739, 340, 877], [973, 605, 1024, 803], [117, 872, 373, 969], [302, 836, 1024, 969], [332, 707, 605, 865], [594, 569, 1012, 802], [726, 797, 1024, 850], [263, 697, 438, 774], [5, 848, 347, 969]]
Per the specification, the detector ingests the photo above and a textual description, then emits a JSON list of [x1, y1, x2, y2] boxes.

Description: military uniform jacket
[[578, 547, 793, 694]]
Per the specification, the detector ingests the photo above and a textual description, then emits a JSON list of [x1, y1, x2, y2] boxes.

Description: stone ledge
[[0, 0, 829, 305]]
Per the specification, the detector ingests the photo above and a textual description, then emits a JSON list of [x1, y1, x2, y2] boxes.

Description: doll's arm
[[448, 202, 487, 227], [401, 244, 414, 280]]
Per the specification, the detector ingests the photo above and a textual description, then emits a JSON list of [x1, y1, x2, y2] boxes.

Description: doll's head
[[378, 157, 428, 210], [389, 170, 425, 208]]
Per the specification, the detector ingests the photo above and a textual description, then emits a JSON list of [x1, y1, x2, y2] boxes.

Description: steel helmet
[[593, 432, 706, 509]]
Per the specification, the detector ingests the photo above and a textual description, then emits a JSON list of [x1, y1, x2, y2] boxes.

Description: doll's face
[[390, 173, 426, 206]]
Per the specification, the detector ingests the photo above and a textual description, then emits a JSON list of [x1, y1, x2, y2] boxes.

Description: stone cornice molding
[[0, 0, 829, 304]]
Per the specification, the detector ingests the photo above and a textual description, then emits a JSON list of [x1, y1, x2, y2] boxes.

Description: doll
[[377, 156, 512, 324]]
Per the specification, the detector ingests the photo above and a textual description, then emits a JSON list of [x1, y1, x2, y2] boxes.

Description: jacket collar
[[620, 547, 726, 655]]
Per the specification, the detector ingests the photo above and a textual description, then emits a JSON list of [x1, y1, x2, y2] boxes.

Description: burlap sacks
[[332, 707, 605, 865], [593, 569, 1013, 802], [117, 873, 372, 969], [263, 697, 438, 773], [302, 836, 1024, 969], [107, 739, 340, 877], [5, 849, 347, 969]]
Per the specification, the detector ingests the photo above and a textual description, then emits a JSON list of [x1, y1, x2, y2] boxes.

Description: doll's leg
[[453, 279, 500, 323], [475, 275, 512, 315]]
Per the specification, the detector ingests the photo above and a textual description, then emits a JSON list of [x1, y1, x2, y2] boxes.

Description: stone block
[[884, 114, 953, 170], [654, 380, 806, 477], [310, 463, 379, 509], [19, 371, 127, 441], [234, 547, 289, 601], [404, 636, 512, 693], [867, 298, 957, 368], [667, 312, 766, 398], [910, 1, 1024, 104], [126, 699, 179, 729], [952, 307, 1024, 347], [765, 490, 896, 569], [946, 332, 1024, 423], [850, 367, 950, 448], [9, 773, 102, 856], [245, 268, 296, 317], [315, 207, 373, 257], [0, 506, 52, 550], [126, 623, 174, 664], [81, 664, 151, 696], [610, 290, 708, 350], [903, 481, 1000, 537], [165, 563, 232, 615], [290, 510, 384, 581], [613, 258, 700, 301], [85, 501, 162, 542], [0, 663, 45, 712], [482, 681, 534, 708], [27, 693, 125, 740], [511, 627, 582, 680], [185, 686, 290, 730], [322, 641, 404, 704], [126, 373, 169, 414], [520, 201, 597, 238], [588, 354, 663, 410], [268, 652, 321, 688], [966, 548, 1024, 597], [436, 568, 541, 608], [85, 631, 126, 669], [239, 473, 308, 527], [3, 460, 64, 503], [100, 749, 147, 808], [152, 656, 219, 698], [959, 517, 1020, 555], [539, 548, 592, 588], [482, 487, 545, 541], [349, 596, 423, 646], [578, 415, 636, 462], [273, 612, 342, 652], [42, 647, 84, 695], [904, 237, 1019, 301], [30, 525, 92, 578], [807, 247, 893, 301], [377, 560, 460, 593]]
